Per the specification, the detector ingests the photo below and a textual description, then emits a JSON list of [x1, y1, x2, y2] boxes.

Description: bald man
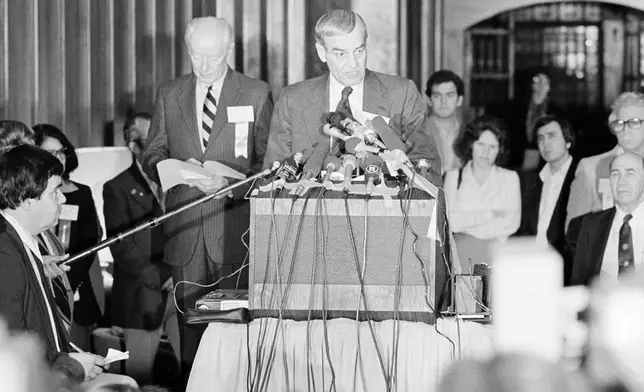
[[566, 152, 644, 286], [142, 17, 273, 370]]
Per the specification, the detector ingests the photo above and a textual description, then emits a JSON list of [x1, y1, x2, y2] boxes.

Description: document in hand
[[157, 159, 246, 192], [104, 348, 130, 365]]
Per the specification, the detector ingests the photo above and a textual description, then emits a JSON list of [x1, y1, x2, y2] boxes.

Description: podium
[[248, 184, 448, 323]]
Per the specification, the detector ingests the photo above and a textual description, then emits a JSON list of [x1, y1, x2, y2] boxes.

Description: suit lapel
[[589, 208, 616, 277], [363, 70, 392, 116], [205, 68, 242, 153], [126, 164, 159, 213], [177, 74, 202, 153], [546, 159, 579, 241], [302, 74, 329, 145]]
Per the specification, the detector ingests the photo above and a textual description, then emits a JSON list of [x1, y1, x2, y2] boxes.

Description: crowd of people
[[0, 7, 643, 392]]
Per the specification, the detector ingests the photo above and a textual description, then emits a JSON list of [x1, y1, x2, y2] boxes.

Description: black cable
[[343, 193, 391, 391]]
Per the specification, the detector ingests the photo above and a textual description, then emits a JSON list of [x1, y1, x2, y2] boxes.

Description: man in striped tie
[[142, 16, 273, 376]]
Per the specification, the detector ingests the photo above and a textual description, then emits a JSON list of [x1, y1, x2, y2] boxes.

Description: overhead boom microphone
[[58, 163, 280, 266]]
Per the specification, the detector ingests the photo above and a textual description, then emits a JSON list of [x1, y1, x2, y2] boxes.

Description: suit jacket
[[263, 70, 442, 184], [566, 208, 616, 286], [0, 214, 84, 381], [565, 145, 621, 229], [519, 159, 579, 282], [142, 69, 273, 268], [104, 163, 171, 330]]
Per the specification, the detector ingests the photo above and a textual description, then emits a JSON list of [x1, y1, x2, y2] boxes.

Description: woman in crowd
[[444, 115, 521, 272], [33, 124, 104, 350]]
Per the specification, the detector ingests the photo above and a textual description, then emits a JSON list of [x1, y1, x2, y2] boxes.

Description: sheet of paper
[[104, 348, 130, 365], [202, 161, 246, 180], [157, 159, 214, 192], [234, 122, 249, 158]]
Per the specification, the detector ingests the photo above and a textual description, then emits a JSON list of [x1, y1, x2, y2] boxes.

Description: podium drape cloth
[[187, 317, 493, 392]]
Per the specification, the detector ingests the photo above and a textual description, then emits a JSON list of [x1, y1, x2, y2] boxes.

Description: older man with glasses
[[566, 92, 644, 229]]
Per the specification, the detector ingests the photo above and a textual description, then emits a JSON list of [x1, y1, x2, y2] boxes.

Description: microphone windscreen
[[345, 137, 362, 154], [359, 153, 384, 170], [323, 155, 342, 172], [302, 142, 330, 178], [371, 116, 406, 151], [323, 124, 349, 141], [326, 112, 346, 130]]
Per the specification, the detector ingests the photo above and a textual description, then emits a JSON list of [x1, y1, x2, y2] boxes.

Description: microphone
[[294, 143, 329, 197], [322, 155, 342, 182], [327, 112, 386, 149], [345, 137, 380, 155], [361, 154, 383, 195], [416, 159, 430, 178], [342, 154, 357, 192], [369, 116, 406, 152]]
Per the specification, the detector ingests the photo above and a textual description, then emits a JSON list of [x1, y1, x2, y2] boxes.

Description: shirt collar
[[0, 210, 42, 260], [199, 67, 228, 93], [329, 73, 363, 97], [616, 199, 644, 222], [539, 155, 573, 182]]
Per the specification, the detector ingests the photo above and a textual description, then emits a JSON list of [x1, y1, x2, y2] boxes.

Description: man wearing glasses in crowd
[[566, 92, 644, 229]]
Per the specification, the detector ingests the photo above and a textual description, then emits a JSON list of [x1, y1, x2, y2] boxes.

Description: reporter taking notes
[[263, 9, 442, 185]]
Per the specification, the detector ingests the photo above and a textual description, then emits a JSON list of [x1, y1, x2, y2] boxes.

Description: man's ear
[[457, 96, 464, 108], [315, 42, 327, 63]]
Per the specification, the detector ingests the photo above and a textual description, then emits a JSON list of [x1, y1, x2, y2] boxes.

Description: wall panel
[[0, 0, 439, 146]]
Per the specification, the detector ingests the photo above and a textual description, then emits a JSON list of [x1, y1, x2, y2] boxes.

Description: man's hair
[[32, 124, 79, 180], [184, 16, 232, 49], [0, 144, 64, 210], [533, 115, 576, 152], [123, 112, 151, 142], [609, 152, 644, 172], [611, 91, 644, 117], [0, 120, 34, 155], [314, 9, 368, 47], [425, 70, 464, 97], [454, 115, 510, 166]]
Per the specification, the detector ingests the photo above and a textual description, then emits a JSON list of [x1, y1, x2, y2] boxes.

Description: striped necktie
[[37, 230, 74, 332], [201, 86, 217, 150]]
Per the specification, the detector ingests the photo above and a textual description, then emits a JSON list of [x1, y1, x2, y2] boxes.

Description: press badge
[[227, 106, 254, 159], [59, 204, 79, 221]]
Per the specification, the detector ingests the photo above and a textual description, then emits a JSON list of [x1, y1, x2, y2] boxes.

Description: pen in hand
[[68, 342, 110, 373]]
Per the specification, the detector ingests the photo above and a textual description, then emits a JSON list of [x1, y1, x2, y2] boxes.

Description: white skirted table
[[187, 317, 494, 392]]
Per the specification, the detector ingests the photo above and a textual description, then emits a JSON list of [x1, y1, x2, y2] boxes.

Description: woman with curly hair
[[445, 115, 521, 271]]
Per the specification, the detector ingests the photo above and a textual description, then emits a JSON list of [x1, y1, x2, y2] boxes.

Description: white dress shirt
[[328, 73, 366, 123], [195, 68, 228, 152], [428, 115, 461, 174], [445, 162, 521, 241], [0, 211, 62, 351], [601, 202, 644, 282], [536, 156, 573, 247]]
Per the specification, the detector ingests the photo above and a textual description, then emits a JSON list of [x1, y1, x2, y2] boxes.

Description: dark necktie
[[336, 86, 354, 118], [618, 214, 635, 276], [37, 231, 73, 331], [201, 86, 217, 149]]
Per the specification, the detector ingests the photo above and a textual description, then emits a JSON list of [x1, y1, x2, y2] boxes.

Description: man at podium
[[263, 9, 442, 185]]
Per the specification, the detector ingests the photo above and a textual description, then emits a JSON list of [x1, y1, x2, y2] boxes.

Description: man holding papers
[[141, 16, 273, 374]]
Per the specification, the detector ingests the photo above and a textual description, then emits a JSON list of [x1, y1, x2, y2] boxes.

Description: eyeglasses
[[609, 117, 644, 133], [45, 147, 67, 159]]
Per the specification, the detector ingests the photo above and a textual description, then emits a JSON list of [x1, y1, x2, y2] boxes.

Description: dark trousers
[[170, 231, 243, 370]]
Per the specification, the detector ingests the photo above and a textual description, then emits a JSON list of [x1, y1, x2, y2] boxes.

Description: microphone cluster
[[266, 111, 437, 198]]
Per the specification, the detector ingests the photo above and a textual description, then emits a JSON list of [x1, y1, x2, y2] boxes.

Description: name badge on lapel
[[227, 106, 254, 159]]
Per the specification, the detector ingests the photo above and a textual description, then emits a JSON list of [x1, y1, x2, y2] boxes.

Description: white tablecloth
[[187, 317, 494, 392]]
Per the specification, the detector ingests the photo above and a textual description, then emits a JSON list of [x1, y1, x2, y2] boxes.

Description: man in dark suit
[[263, 9, 441, 184], [518, 116, 578, 283], [567, 152, 644, 286], [0, 144, 136, 389], [104, 113, 179, 385], [141, 17, 272, 370]]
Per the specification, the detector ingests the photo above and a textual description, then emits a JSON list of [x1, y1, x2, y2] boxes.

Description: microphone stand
[[59, 165, 277, 266]]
